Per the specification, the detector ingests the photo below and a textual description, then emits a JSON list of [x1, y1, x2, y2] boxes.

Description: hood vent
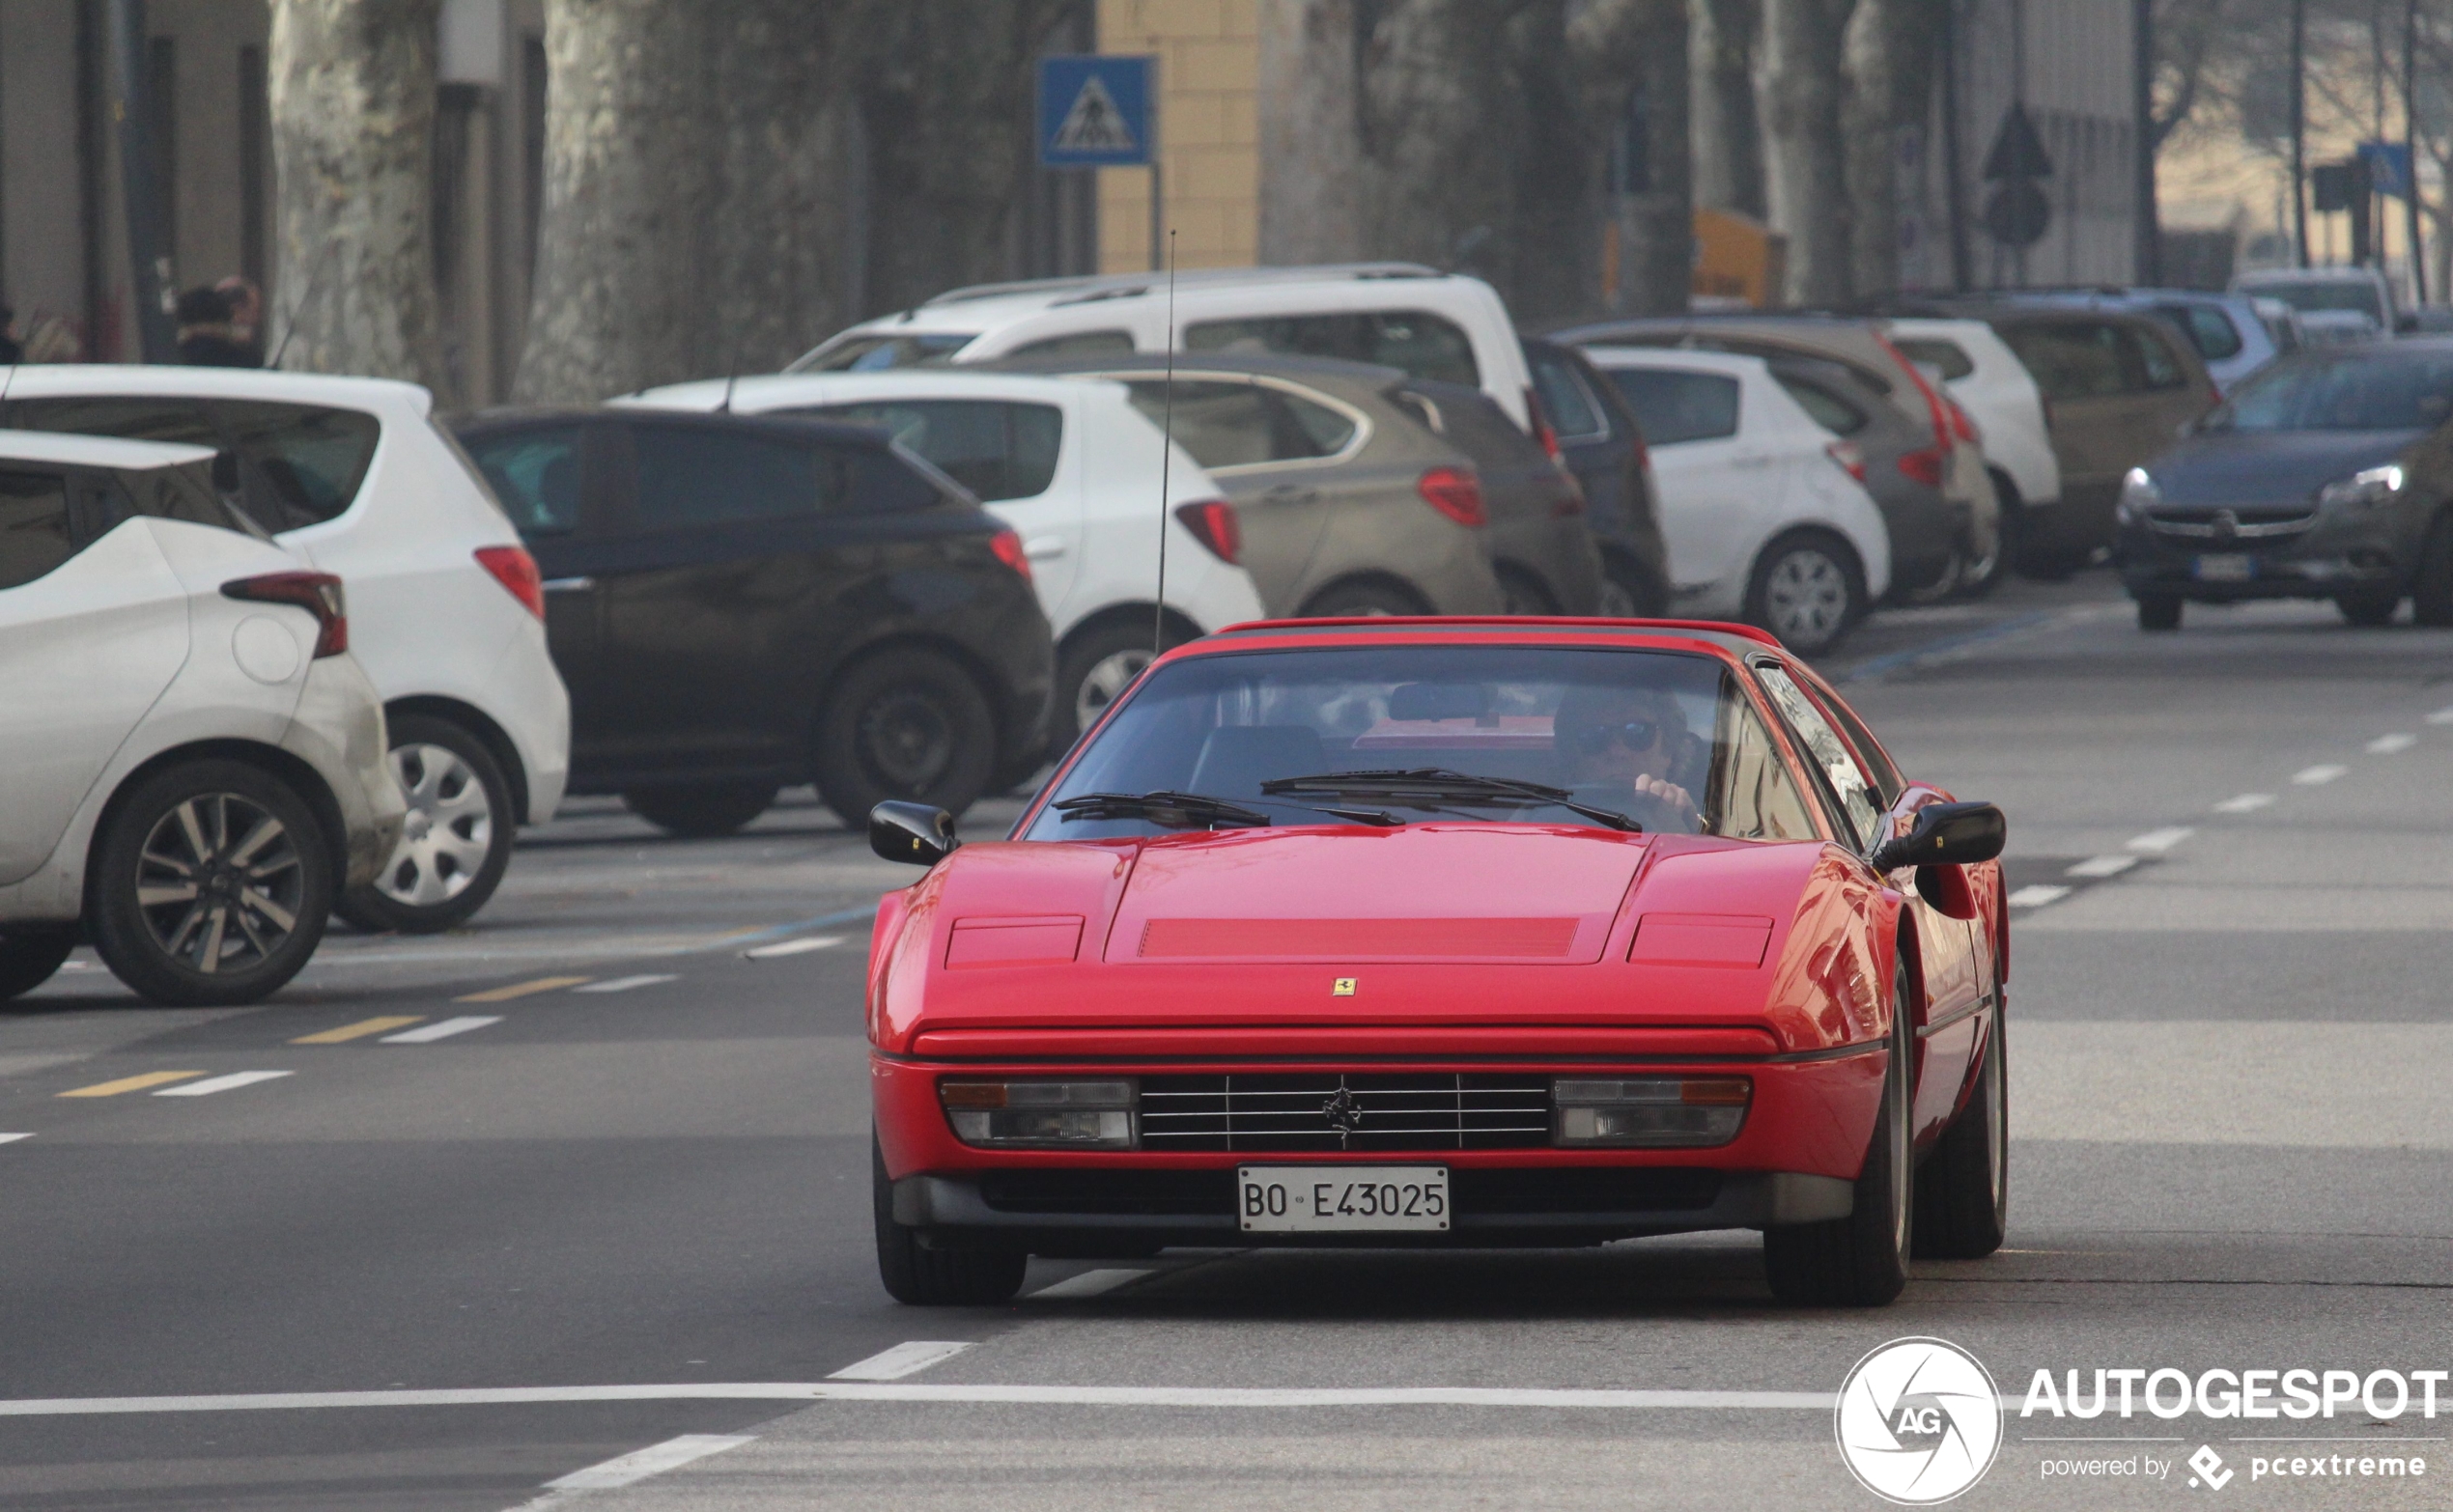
[[1137, 916, 1581, 961]]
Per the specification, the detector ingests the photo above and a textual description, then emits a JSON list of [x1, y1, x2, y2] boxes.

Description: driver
[[1555, 684, 1703, 831]]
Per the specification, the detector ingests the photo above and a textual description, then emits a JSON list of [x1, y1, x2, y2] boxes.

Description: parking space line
[[0, 1134, 32, 1144], [744, 936, 843, 960], [2292, 764, 2348, 785], [542, 1434, 756, 1491], [456, 976, 589, 1003], [380, 1017, 502, 1045], [1027, 1268, 1153, 1301], [59, 1072, 205, 1098], [2127, 826, 2193, 853], [2064, 854, 2138, 879], [2007, 884, 2072, 908], [291, 1017, 423, 1045], [574, 974, 678, 994], [154, 1071, 294, 1098], [2367, 732, 2418, 754], [827, 1341, 975, 1381], [2213, 793, 2275, 813]]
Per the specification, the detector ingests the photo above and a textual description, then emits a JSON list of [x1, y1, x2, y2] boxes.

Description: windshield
[[786, 331, 977, 373], [2246, 280, 2387, 321], [2202, 351, 2453, 433], [1023, 645, 1825, 844]]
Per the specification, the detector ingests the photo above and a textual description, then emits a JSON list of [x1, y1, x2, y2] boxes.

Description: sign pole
[[1148, 161, 1165, 274]]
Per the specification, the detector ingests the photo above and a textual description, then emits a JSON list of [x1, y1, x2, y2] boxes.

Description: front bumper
[[2118, 509, 2412, 601]]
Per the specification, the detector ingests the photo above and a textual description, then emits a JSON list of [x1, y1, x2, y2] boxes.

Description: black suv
[[453, 408, 1054, 834]]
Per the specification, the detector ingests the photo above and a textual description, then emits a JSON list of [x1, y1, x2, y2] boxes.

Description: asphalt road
[[4, 571, 2450, 1511]]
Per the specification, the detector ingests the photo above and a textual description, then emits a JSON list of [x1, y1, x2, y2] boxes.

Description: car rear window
[[801, 400, 1061, 502], [1527, 349, 1609, 442], [1184, 310, 1480, 386], [1889, 337, 1974, 381], [0, 469, 75, 589], [1, 396, 379, 532], [1603, 369, 1741, 445], [1121, 380, 1347, 470], [2159, 304, 2244, 361], [1772, 375, 1867, 435]]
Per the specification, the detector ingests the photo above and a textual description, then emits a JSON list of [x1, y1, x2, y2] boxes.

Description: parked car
[[0, 368, 570, 936], [2234, 266, 2405, 335], [1521, 337, 1673, 614], [1986, 288, 2290, 394], [793, 263, 1543, 430], [621, 371, 1263, 754], [450, 407, 1053, 835], [1884, 316, 2065, 548], [988, 351, 1508, 621], [2250, 295, 2311, 353], [0, 431, 404, 1006], [1759, 350, 1962, 604], [1402, 378, 1605, 615], [1581, 347, 1891, 654], [2116, 339, 2453, 630]]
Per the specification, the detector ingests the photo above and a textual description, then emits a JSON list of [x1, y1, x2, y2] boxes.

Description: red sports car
[[864, 618, 2007, 1307]]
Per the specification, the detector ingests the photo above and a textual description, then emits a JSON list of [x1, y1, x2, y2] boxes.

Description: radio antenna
[[718, 330, 747, 412], [1153, 228, 1176, 657]]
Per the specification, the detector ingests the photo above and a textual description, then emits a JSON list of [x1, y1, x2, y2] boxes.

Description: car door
[[1601, 364, 1763, 596], [1995, 317, 2136, 513], [0, 467, 190, 885], [457, 420, 608, 759]]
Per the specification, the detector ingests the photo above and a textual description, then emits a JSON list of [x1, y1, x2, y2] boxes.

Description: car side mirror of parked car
[[871, 801, 960, 866], [1869, 800, 2006, 875]]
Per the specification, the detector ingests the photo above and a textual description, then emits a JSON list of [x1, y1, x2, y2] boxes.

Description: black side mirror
[[1869, 800, 2006, 874], [870, 800, 959, 866]]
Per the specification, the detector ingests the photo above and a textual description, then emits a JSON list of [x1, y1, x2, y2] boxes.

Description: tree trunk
[[1257, 0, 1366, 264], [1577, 0, 1692, 315], [268, 0, 445, 390], [1841, 0, 1942, 299], [1688, 0, 1763, 215], [1758, 0, 1854, 305]]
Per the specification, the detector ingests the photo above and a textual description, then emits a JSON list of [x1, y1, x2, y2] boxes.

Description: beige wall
[[1094, 0, 1261, 273]]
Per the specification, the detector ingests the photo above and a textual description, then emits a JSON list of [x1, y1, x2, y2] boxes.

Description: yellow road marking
[[60, 1071, 206, 1098], [291, 1016, 424, 1045], [455, 975, 590, 1003]]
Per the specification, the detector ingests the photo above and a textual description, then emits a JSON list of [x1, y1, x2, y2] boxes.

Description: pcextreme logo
[[1835, 1336, 2004, 1504]]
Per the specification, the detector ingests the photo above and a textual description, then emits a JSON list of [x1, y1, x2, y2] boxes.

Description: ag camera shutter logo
[[1836, 1336, 2004, 1503]]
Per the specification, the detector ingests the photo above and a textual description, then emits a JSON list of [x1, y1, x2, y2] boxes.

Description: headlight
[[2318, 463, 2405, 511], [941, 1079, 1136, 1148], [1552, 1077, 1750, 1147], [2116, 467, 2158, 526]]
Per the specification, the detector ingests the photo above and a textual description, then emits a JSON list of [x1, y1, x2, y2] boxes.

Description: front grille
[[2147, 508, 2316, 539], [1139, 1073, 1551, 1152]]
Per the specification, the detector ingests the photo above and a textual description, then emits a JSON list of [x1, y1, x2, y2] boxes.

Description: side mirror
[[1869, 799, 2005, 874], [870, 800, 959, 866]]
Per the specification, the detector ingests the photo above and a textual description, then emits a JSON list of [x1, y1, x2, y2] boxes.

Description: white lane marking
[[0, 1383, 1842, 1415], [0, 1134, 32, 1144], [2064, 854, 2138, 879], [2292, 764, 2349, 785], [1027, 1268, 1153, 1301], [2429, 706, 2453, 725], [2213, 793, 2275, 813], [152, 1071, 293, 1098], [544, 1434, 755, 1490], [744, 935, 843, 960], [2006, 884, 2072, 908], [2126, 826, 2194, 854], [573, 974, 678, 994], [827, 1341, 976, 1381], [2367, 732, 2418, 754], [379, 1016, 502, 1044]]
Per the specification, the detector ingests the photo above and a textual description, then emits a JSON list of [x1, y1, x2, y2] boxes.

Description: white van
[[793, 264, 1541, 432]]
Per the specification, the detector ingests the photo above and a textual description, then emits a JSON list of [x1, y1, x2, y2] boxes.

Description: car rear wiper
[[1261, 768, 1643, 832], [1051, 791, 1405, 830]]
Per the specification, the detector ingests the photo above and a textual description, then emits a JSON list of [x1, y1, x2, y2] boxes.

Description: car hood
[[2146, 429, 2422, 511]]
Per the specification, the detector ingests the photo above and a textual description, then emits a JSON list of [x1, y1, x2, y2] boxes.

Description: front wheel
[[0, 933, 75, 1001], [1763, 958, 1912, 1306], [2414, 518, 2453, 626], [2336, 590, 2402, 627], [1913, 1010, 2009, 1259], [335, 714, 514, 934], [1300, 578, 1430, 619], [1745, 532, 1866, 656], [2135, 596, 2182, 631], [812, 648, 997, 828], [873, 1135, 1028, 1305], [1599, 557, 1667, 618]]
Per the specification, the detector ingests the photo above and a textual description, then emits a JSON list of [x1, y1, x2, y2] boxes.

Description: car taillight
[[1875, 330, 1956, 453], [1825, 439, 1868, 482], [1417, 466, 1485, 527], [1947, 398, 1980, 443], [1172, 499, 1242, 564], [988, 528, 1033, 584], [473, 545, 545, 620], [1551, 478, 1586, 518], [1897, 446, 1947, 490], [1525, 386, 1566, 462], [221, 571, 348, 658]]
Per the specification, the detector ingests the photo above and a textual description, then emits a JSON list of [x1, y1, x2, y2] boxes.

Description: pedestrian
[[176, 286, 256, 367], [0, 304, 21, 366], [214, 275, 266, 366]]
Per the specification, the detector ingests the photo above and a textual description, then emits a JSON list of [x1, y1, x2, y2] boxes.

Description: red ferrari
[[864, 618, 2007, 1307]]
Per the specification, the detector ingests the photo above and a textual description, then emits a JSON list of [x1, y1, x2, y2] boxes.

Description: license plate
[[1237, 1165, 1450, 1232], [2193, 553, 2253, 582]]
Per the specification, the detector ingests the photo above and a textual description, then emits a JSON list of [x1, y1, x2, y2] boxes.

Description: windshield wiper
[[1261, 768, 1643, 832], [1051, 791, 1406, 830]]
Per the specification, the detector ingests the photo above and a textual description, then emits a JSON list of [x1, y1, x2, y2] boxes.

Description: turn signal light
[[1173, 499, 1243, 564], [1417, 466, 1486, 527], [221, 572, 348, 658], [1552, 1077, 1750, 1147], [987, 528, 1034, 585], [941, 1078, 1135, 1148], [473, 546, 545, 620]]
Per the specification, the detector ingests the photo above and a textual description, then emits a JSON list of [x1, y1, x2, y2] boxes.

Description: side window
[[1005, 330, 1134, 361], [463, 426, 584, 536], [1122, 380, 1326, 469], [1271, 387, 1359, 455], [842, 447, 948, 514], [2000, 322, 2129, 401], [1709, 691, 1820, 842], [803, 401, 1062, 503], [115, 462, 254, 535], [200, 401, 381, 530], [2163, 304, 2243, 361], [1795, 669, 1903, 804], [1604, 369, 1741, 445], [1774, 376, 1868, 435], [0, 470, 77, 589], [2128, 324, 2188, 390], [1184, 310, 1480, 386], [1528, 350, 1608, 441], [1756, 664, 1884, 850], [630, 425, 833, 528]]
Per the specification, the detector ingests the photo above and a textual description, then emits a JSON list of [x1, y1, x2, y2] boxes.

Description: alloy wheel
[[135, 793, 307, 976], [376, 742, 494, 908], [1763, 548, 1849, 645], [1074, 648, 1153, 733], [860, 688, 957, 790]]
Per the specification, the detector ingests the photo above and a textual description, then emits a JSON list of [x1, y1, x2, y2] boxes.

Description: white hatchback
[[1884, 317, 2063, 520], [0, 432, 405, 1006], [623, 372, 1265, 751], [1581, 348, 1892, 655], [1, 368, 571, 934]]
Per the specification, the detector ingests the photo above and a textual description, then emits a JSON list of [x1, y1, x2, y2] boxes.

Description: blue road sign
[[1039, 55, 1154, 168], [2358, 140, 2413, 201]]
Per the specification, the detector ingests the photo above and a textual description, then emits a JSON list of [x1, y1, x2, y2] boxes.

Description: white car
[[622, 372, 1265, 750], [1, 368, 571, 934], [1581, 348, 1891, 655], [0, 432, 405, 1006], [1883, 317, 2063, 524], [790, 263, 1542, 431]]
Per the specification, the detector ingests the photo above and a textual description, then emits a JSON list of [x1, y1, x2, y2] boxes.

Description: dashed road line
[[60, 1071, 204, 1099], [154, 1071, 293, 1098], [744, 936, 843, 960], [541, 1434, 756, 1491], [2368, 732, 2418, 754], [827, 1341, 975, 1381], [2213, 793, 2275, 813], [2429, 706, 2453, 726], [2008, 884, 2072, 909], [0, 1134, 33, 1144], [456, 976, 589, 1003], [380, 1016, 501, 1045], [291, 1017, 423, 1045], [2127, 826, 2194, 854], [2291, 764, 2348, 785], [1028, 1268, 1153, 1301], [574, 974, 678, 994], [2065, 854, 2138, 879]]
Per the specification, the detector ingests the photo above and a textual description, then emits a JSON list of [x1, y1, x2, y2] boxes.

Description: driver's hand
[[1633, 773, 1700, 828]]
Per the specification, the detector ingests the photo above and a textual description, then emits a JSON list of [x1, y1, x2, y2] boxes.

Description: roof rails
[[920, 262, 1446, 309]]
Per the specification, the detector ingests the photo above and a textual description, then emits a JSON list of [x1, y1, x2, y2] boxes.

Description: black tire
[[334, 714, 516, 935], [1913, 1009, 2009, 1259], [1300, 578, 1430, 618], [0, 933, 75, 1001], [2336, 591, 2401, 627], [873, 1135, 1028, 1305], [623, 783, 778, 839], [812, 647, 997, 828], [1743, 530, 1867, 657], [1495, 565, 1560, 617], [1600, 556, 1668, 618], [1763, 958, 1913, 1306], [2135, 596, 2182, 631], [1050, 618, 1181, 756], [2414, 518, 2453, 627], [87, 759, 333, 1008]]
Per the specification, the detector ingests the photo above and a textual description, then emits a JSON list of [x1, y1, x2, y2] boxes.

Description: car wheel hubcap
[[861, 689, 955, 791], [377, 743, 493, 909], [1764, 549, 1847, 644], [136, 794, 304, 974], [1075, 649, 1152, 732]]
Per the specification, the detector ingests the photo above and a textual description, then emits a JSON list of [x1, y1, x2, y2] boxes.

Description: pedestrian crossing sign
[[1039, 55, 1155, 167]]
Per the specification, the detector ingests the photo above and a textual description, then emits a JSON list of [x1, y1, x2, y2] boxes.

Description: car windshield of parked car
[[790, 332, 977, 372], [1023, 645, 1822, 843], [2202, 352, 2453, 433]]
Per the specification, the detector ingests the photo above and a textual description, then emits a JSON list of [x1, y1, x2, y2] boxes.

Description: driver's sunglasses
[[1568, 718, 1662, 755]]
